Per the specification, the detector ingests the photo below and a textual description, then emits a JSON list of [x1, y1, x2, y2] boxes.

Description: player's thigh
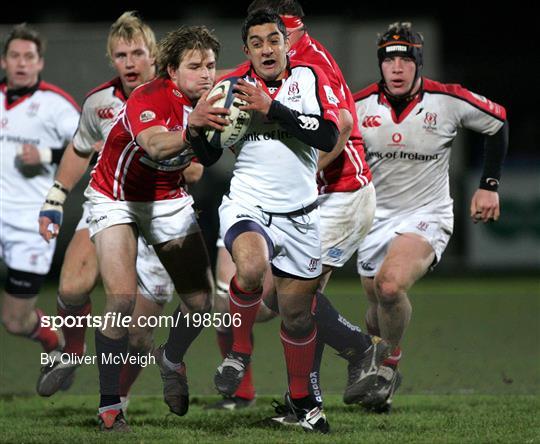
[[153, 231, 212, 295], [94, 223, 138, 296], [378, 233, 435, 291], [59, 228, 99, 296]]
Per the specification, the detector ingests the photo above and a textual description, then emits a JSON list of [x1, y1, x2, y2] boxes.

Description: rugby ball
[[205, 76, 252, 149]]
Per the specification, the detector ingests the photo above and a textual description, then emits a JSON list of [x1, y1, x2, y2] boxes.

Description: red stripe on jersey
[[39, 81, 80, 111], [380, 92, 422, 124], [291, 34, 372, 193], [353, 83, 380, 102], [85, 77, 125, 100], [423, 78, 506, 121]]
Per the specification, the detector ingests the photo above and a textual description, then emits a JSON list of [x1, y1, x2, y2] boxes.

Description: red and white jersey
[[289, 33, 372, 193], [226, 62, 340, 213], [0, 80, 79, 208], [354, 78, 506, 219], [73, 77, 127, 154], [90, 77, 192, 202]]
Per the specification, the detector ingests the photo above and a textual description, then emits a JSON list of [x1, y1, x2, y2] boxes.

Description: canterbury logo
[[298, 115, 319, 130], [96, 107, 115, 119], [362, 115, 382, 128]]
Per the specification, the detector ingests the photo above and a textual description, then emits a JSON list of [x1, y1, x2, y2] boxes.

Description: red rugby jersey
[[90, 77, 191, 201], [290, 33, 372, 193]]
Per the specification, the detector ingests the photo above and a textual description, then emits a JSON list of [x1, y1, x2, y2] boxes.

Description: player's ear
[[243, 44, 249, 57], [167, 64, 177, 82]]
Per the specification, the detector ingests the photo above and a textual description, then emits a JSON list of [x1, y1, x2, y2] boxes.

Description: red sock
[[229, 276, 261, 355], [31, 309, 59, 352], [58, 300, 91, 355], [217, 329, 255, 399], [383, 346, 402, 369], [119, 362, 143, 397], [280, 324, 317, 400]]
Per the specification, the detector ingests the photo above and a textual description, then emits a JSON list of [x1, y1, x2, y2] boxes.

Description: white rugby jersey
[[225, 61, 339, 213], [0, 80, 79, 209], [73, 77, 127, 154], [354, 78, 506, 219]]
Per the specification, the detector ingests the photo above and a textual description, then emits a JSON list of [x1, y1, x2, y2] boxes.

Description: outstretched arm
[[470, 121, 509, 223]]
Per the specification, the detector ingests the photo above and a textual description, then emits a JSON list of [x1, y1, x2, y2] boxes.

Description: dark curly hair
[[157, 25, 220, 78]]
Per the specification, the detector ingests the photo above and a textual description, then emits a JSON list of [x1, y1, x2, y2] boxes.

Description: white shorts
[[85, 187, 200, 245], [319, 183, 376, 267], [76, 196, 174, 305], [75, 201, 92, 231], [357, 210, 453, 277], [219, 195, 322, 279], [136, 237, 174, 305], [0, 209, 56, 275]]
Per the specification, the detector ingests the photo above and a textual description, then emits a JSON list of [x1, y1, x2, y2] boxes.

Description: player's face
[[110, 37, 155, 96], [381, 56, 420, 96], [1, 39, 43, 89], [244, 23, 290, 81], [170, 49, 216, 101]]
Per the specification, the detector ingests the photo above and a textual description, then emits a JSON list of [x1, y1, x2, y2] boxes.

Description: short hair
[[156, 26, 220, 78], [242, 9, 287, 45], [2, 23, 45, 57], [247, 0, 305, 17], [107, 11, 157, 61]]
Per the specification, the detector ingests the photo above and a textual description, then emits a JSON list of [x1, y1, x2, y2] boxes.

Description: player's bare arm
[[318, 108, 353, 171]]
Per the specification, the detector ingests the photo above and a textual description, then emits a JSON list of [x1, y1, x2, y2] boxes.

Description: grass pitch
[[0, 276, 539, 442]]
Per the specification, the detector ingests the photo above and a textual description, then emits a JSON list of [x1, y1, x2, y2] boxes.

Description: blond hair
[[107, 11, 157, 61]]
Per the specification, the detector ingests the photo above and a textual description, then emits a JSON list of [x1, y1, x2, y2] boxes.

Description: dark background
[[2, 3, 534, 163], [1, 3, 537, 275]]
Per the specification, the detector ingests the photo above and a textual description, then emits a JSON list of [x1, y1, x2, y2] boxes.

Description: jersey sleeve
[[72, 97, 102, 154], [52, 98, 80, 147], [125, 88, 170, 139], [447, 84, 507, 135], [302, 65, 340, 127]]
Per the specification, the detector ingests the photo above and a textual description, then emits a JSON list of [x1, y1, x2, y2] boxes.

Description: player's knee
[[235, 260, 266, 291], [58, 284, 91, 306], [374, 276, 403, 306], [182, 291, 212, 314], [281, 310, 313, 337], [107, 295, 135, 317]]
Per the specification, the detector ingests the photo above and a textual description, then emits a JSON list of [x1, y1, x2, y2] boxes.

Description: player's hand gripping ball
[[205, 76, 253, 149]]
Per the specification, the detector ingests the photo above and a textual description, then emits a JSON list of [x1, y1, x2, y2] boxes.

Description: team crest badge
[[140, 110, 156, 123]]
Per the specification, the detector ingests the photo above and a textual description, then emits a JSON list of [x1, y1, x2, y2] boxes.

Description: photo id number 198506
[[183, 312, 241, 328]]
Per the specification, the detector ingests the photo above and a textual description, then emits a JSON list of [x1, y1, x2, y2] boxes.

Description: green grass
[[0, 394, 538, 443], [0, 276, 539, 441]]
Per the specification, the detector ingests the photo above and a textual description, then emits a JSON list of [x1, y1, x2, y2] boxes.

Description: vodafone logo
[[362, 115, 381, 128], [392, 133, 403, 143], [96, 107, 115, 119]]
